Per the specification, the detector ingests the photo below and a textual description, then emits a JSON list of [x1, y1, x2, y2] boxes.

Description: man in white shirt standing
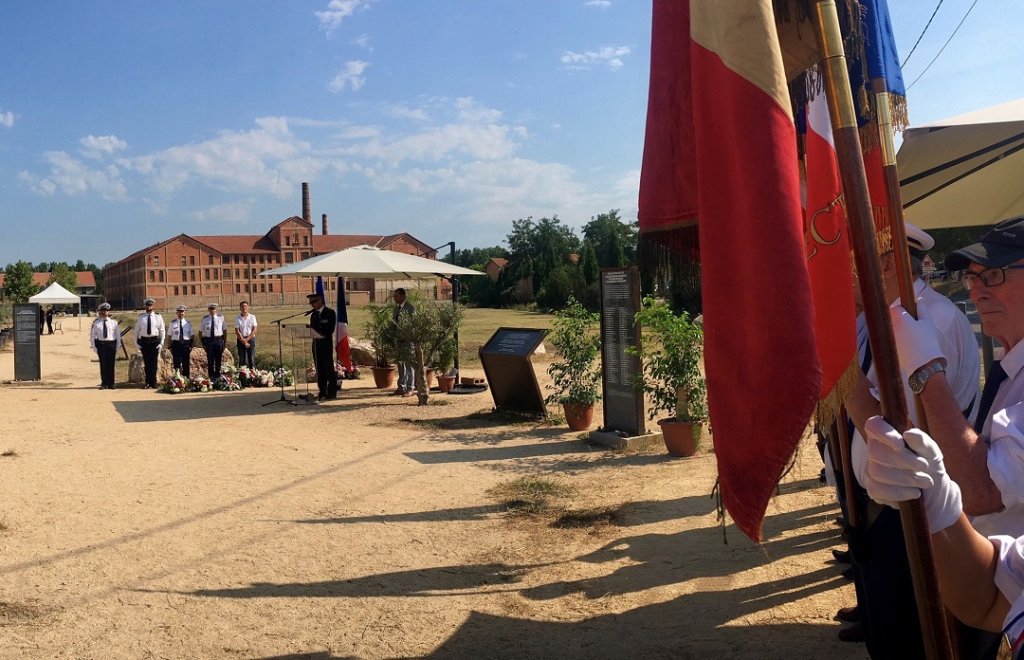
[[167, 305, 194, 378], [199, 302, 226, 380], [234, 301, 258, 369], [91, 302, 121, 390], [135, 297, 166, 389]]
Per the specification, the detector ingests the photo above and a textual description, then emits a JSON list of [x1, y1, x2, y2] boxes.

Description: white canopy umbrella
[[898, 98, 1024, 230], [29, 282, 82, 330], [260, 244, 483, 279]]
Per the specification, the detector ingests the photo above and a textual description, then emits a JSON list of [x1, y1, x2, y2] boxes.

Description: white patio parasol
[[260, 245, 483, 279], [898, 98, 1024, 230]]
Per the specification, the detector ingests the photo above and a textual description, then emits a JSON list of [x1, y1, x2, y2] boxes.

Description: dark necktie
[[103, 320, 109, 339], [975, 361, 1008, 433], [209, 317, 214, 338], [147, 314, 152, 335]]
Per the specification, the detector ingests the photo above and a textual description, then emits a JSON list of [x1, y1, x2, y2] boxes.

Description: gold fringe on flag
[[815, 356, 860, 432]]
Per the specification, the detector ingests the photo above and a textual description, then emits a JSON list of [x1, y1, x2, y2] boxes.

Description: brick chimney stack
[[302, 182, 311, 224], [322, 213, 329, 236]]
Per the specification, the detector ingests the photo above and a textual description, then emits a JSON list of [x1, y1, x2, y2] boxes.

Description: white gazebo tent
[[29, 282, 82, 330]]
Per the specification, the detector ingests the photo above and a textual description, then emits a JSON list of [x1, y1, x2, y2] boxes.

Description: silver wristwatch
[[909, 359, 946, 394]]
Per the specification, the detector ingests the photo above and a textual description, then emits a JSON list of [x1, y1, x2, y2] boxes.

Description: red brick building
[[104, 185, 447, 310]]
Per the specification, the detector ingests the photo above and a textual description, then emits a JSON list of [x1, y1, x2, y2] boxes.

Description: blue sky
[[1, 1, 1021, 267]]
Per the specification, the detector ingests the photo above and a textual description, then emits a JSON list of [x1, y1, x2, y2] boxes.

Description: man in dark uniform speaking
[[306, 292, 337, 401]]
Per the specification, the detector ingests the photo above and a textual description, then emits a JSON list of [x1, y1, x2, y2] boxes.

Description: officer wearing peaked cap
[[199, 303, 226, 380], [135, 297, 165, 389], [91, 302, 121, 389], [168, 305, 194, 378]]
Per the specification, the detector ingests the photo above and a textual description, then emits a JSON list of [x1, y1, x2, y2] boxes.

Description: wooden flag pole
[[812, 2, 954, 659]]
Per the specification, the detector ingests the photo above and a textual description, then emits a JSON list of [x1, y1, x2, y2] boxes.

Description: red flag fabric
[[638, 0, 821, 541], [804, 94, 858, 418]]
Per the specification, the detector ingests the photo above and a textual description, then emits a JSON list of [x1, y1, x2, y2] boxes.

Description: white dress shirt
[[170, 318, 192, 342], [235, 313, 257, 339], [90, 317, 122, 350], [973, 338, 1024, 537], [199, 314, 225, 338], [135, 311, 166, 344]]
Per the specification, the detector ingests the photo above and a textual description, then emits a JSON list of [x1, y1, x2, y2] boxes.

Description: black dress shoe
[[836, 605, 860, 623], [832, 548, 851, 564], [837, 623, 866, 643]]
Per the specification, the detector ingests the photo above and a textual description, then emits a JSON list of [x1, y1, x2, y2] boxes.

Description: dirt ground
[[0, 328, 866, 659]]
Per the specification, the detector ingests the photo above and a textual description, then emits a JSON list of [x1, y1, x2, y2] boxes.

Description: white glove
[[889, 300, 944, 378], [862, 416, 962, 533]]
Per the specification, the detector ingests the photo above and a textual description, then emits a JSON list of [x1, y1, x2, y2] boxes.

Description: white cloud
[[386, 104, 430, 122], [561, 45, 631, 70], [351, 33, 372, 51], [316, 0, 372, 34], [191, 202, 252, 224], [585, 0, 612, 7], [21, 151, 129, 201], [0, 110, 13, 128], [124, 117, 317, 198], [327, 60, 369, 93], [79, 134, 128, 159]]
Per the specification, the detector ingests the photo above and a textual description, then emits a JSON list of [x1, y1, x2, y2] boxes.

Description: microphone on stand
[[303, 309, 315, 315]]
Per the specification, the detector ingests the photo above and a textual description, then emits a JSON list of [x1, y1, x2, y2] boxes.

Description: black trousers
[[171, 341, 192, 378], [96, 340, 117, 388], [139, 337, 161, 387], [203, 337, 225, 379], [313, 338, 337, 398], [237, 338, 256, 369]]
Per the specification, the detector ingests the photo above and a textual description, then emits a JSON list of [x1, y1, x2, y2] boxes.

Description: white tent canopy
[[29, 282, 82, 329], [898, 98, 1024, 230], [261, 244, 484, 279]]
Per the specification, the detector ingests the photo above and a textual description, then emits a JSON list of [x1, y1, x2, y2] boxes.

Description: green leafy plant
[[394, 300, 464, 404], [545, 296, 601, 406], [362, 304, 396, 368], [629, 296, 707, 423], [432, 336, 458, 375]]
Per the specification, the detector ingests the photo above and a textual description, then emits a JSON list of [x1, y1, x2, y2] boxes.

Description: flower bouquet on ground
[[214, 373, 241, 391], [273, 367, 294, 387], [190, 376, 213, 393], [160, 371, 190, 394], [306, 362, 317, 382], [237, 366, 258, 387], [255, 369, 275, 387], [335, 361, 360, 380]]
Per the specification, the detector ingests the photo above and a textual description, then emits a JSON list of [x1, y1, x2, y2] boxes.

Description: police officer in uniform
[[199, 303, 226, 380], [168, 305, 194, 378], [306, 292, 337, 400], [135, 298, 166, 389], [91, 302, 121, 389]]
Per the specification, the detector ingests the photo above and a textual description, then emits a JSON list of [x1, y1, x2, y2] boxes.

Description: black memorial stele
[[14, 303, 41, 381]]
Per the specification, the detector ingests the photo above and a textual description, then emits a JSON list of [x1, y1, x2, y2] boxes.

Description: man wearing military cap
[[90, 302, 121, 389], [199, 303, 226, 380], [135, 297, 166, 389], [306, 292, 338, 401], [167, 305, 194, 378]]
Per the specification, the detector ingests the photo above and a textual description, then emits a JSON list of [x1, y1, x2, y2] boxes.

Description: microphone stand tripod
[[262, 311, 307, 407]]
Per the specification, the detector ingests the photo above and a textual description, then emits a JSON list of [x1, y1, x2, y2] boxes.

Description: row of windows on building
[[170, 282, 278, 296], [147, 252, 311, 268], [147, 266, 303, 283]]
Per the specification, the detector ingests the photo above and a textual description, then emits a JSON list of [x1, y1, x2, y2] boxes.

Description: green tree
[[35, 261, 50, 273], [49, 262, 78, 291], [583, 210, 637, 267], [580, 240, 599, 285], [505, 215, 579, 298], [73, 259, 87, 272], [2, 261, 41, 302]]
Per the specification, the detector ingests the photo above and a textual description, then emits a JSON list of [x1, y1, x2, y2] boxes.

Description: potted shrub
[[629, 296, 708, 457], [545, 297, 601, 431], [362, 304, 397, 389], [433, 337, 458, 393], [394, 300, 463, 405]]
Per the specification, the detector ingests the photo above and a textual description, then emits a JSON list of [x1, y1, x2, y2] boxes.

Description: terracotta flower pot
[[658, 418, 702, 457], [424, 368, 435, 390], [562, 402, 595, 432], [436, 374, 457, 393], [371, 366, 397, 389]]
